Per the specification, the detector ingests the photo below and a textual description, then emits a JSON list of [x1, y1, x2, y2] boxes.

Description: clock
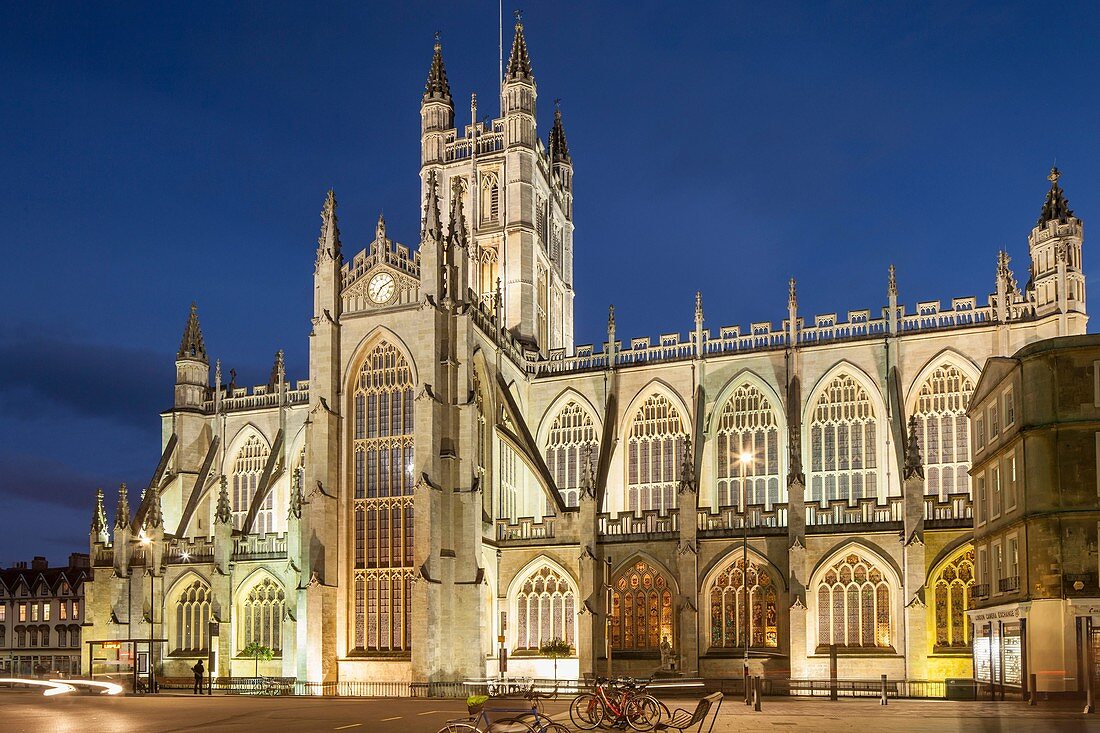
[[367, 272, 396, 304]]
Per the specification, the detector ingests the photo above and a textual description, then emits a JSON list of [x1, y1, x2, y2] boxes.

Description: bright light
[[179, 550, 191, 562], [739, 452, 753, 464], [51, 678, 123, 695], [0, 678, 77, 696], [138, 530, 151, 546]]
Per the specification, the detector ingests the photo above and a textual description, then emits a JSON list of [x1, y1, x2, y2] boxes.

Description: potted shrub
[[538, 638, 574, 684], [466, 693, 489, 716]]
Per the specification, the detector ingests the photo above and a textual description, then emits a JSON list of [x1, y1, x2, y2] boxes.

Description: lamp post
[[739, 452, 753, 694], [139, 532, 155, 694]]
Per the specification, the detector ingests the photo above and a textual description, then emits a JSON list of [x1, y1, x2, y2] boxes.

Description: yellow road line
[[380, 717, 402, 722], [334, 725, 362, 730]]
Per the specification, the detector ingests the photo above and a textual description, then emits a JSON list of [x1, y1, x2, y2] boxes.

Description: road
[[3, 691, 1100, 732]]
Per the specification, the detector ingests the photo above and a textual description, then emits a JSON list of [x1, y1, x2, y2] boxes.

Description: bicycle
[[569, 677, 661, 731], [437, 703, 565, 733]]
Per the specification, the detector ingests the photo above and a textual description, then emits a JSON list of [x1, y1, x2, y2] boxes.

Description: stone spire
[[143, 487, 163, 531], [423, 36, 452, 104], [423, 169, 443, 242], [268, 349, 285, 389], [903, 415, 924, 480], [91, 488, 108, 535], [449, 179, 468, 248], [788, 278, 798, 310], [375, 212, 387, 244], [317, 189, 341, 262], [1037, 166, 1074, 227], [215, 475, 232, 525], [677, 437, 697, 494], [549, 102, 571, 164], [177, 303, 207, 362], [997, 250, 1020, 298], [506, 13, 534, 82], [888, 264, 898, 299], [114, 484, 131, 530]]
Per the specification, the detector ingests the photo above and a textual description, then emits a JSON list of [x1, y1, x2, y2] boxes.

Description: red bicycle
[[569, 677, 661, 731]]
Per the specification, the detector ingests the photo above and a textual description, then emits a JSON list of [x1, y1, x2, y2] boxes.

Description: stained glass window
[[172, 579, 211, 654], [545, 401, 599, 508], [912, 364, 975, 500], [351, 341, 415, 653], [809, 375, 878, 506], [816, 553, 892, 648], [932, 547, 974, 649], [715, 384, 782, 509], [611, 560, 674, 650], [231, 435, 272, 533], [515, 566, 575, 650], [707, 556, 778, 649], [240, 577, 285, 652], [626, 394, 685, 513]]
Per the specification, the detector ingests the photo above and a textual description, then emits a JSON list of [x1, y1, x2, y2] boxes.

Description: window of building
[[1005, 451, 1018, 511], [480, 172, 500, 224], [0, 606, 5, 622], [537, 266, 548, 349], [536, 196, 547, 247], [30, 604, 37, 623], [231, 435, 271, 533], [42, 603, 49, 622], [1007, 536, 1019, 582], [715, 383, 781, 509], [240, 577, 285, 654], [59, 602, 66, 621], [977, 546, 989, 595], [912, 364, 974, 500], [988, 404, 1000, 439], [932, 547, 974, 650], [514, 565, 575, 652], [18, 603, 26, 622], [975, 417, 985, 452], [992, 542, 1003, 593], [809, 374, 878, 505], [498, 440, 520, 521], [610, 560, 674, 651], [351, 340, 415, 654], [57, 627, 66, 647], [708, 555, 778, 650], [816, 552, 892, 649], [72, 601, 79, 619], [1003, 389, 1015, 427], [975, 473, 987, 525], [545, 401, 598, 508], [171, 579, 211, 654], [990, 465, 1002, 518], [626, 394, 686, 514]]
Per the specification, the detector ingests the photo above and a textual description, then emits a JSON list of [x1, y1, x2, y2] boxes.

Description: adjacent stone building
[[0, 554, 89, 676], [969, 334, 1100, 695], [83, 21, 1088, 686]]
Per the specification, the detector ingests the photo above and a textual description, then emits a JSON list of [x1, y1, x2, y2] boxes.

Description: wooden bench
[[655, 691, 723, 733]]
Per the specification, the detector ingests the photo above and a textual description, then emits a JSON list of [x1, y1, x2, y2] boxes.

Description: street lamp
[[738, 451, 753, 691], [138, 532, 156, 694]]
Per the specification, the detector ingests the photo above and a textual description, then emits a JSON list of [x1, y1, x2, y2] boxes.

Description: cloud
[[0, 451, 139, 511], [0, 327, 171, 430]]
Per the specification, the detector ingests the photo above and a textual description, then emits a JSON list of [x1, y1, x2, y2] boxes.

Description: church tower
[[417, 20, 575, 355], [1028, 167, 1086, 333]]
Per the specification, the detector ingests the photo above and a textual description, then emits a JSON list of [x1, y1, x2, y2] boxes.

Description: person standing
[[191, 659, 205, 695]]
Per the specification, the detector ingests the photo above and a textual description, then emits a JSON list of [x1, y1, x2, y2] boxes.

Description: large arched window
[[708, 555, 778, 649], [239, 577, 285, 653], [481, 172, 500, 223], [171, 578, 211, 654], [932, 547, 974, 649], [351, 341, 415, 653], [610, 559, 674, 651], [514, 565, 576, 651], [545, 401, 599, 508], [808, 374, 878, 505], [816, 553, 892, 649], [912, 364, 975, 500], [715, 383, 781, 509], [626, 394, 686, 514], [232, 435, 271, 533]]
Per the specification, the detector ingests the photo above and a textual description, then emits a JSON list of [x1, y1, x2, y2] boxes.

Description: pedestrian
[[192, 659, 205, 695]]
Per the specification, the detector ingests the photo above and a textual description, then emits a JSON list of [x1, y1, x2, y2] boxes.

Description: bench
[[655, 691, 723, 733]]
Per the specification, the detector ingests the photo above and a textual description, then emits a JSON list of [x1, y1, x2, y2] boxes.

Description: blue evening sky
[[1, 1, 1097, 563]]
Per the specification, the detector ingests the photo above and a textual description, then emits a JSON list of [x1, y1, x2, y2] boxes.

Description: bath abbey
[[84, 21, 1088, 689]]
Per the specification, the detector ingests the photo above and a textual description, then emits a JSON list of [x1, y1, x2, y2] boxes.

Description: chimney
[[31, 556, 48, 570]]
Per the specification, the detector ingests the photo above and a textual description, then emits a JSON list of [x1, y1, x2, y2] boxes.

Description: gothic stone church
[[84, 22, 1088, 686]]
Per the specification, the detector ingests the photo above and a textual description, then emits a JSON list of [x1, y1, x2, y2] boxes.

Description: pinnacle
[[177, 302, 207, 363], [449, 179, 468, 248], [423, 170, 443, 242], [506, 18, 534, 82], [549, 103, 571, 164], [317, 189, 341, 257], [1037, 166, 1074, 227], [423, 37, 452, 104]]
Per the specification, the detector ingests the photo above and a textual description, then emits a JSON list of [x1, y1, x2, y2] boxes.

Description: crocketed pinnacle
[[178, 303, 207, 362], [903, 415, 924, 480], [289, 468, 304, 520], [677, 437, 697, 494], [449, 179, 468, 248], [506, 20, 534, 82], [115, 484, 131, 530], [549, 104, 571, 164], [423, 170, 443, 242], [268, 349, 285, 388], [317, 189, 341, 259], [215, 475, 232, 526], [144, 488, 163, 531], [91, 488, 108, 535], [1037, 166, 1074, 227], [423, 38, 452, 104]]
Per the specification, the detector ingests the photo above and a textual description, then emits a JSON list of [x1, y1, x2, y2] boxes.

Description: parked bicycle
[[569, 677, 662, 731]]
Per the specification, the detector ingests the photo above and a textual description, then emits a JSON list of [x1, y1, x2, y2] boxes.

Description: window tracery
[[171, 579, 211, 654], [912, 364, 974, 500], [708, 556, 778, 649], [232, 435, 271, 533], [715, 383, 781, 509], [351, 341, 415, 653], [610, 560, 674, 651], [514, 565, 575, 651], [932, 547, 974, 649], [626, 394, 685, 514], [240, 577, 285, 653], [816, 553, 892, 648], [480, 172, 500, 224], [808, 374, 878, 505], [545, 401, 598, 508]]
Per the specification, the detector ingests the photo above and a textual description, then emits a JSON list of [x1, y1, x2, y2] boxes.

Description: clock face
[[367, 272, 396, 304]]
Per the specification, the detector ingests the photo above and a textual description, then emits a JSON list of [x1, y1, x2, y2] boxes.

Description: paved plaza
[[3, 692, 1100, 733]]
